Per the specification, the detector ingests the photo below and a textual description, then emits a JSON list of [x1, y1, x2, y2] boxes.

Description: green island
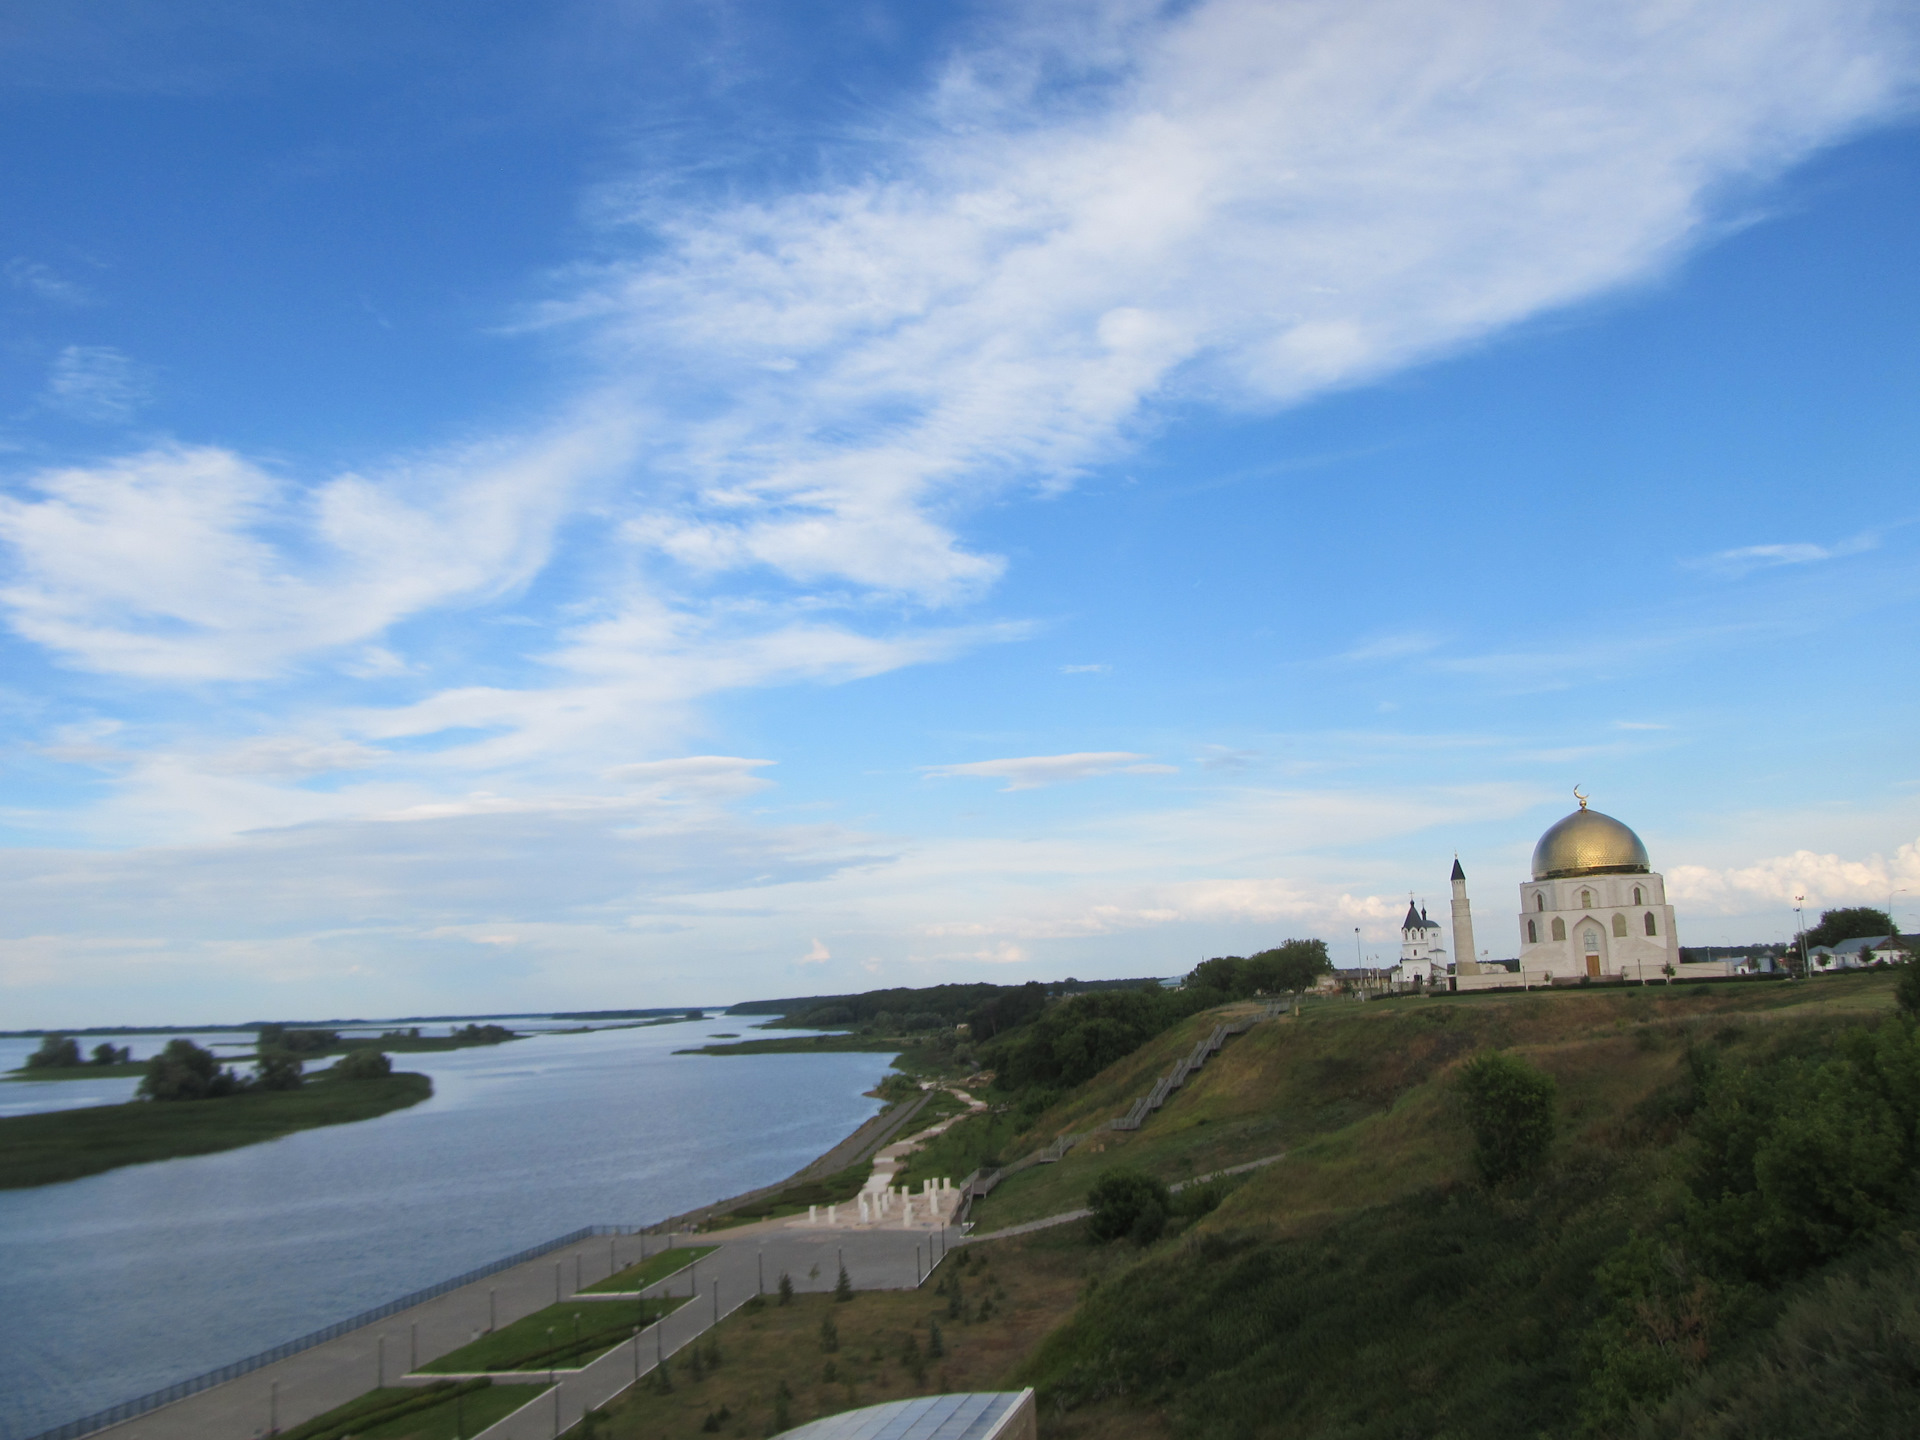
[[583, 1245, 719, 1294], [278, 1378, 546, 1440], [0, 1067, 432, 1189], [674, 1034, 907, 1058], [419, 1297, 687, 1374]]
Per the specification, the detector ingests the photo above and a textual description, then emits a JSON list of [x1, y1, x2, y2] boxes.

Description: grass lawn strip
[[278, 1379, 547, 1440], [579, 1229, 1124, 1440], [0, 1073, 433, 1189], [418, 1297, 687, 1374], [583, 1244, 718, 1294]]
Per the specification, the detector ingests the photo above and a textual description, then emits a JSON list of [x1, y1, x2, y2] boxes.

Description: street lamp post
[[1795, 895, 1809, 979]]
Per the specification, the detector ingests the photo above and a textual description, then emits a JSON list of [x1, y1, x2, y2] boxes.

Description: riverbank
[[0, 1072, 432, 1189]]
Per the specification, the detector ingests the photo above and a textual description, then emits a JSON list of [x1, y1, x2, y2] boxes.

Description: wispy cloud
[[1689, 531, 1880, 577], [42, 345, 150, 422], [1337, 632, 1448, 664], [7, 257, 91, 305], [1060, 662, 1110, 674], [922, 751, 1177, 790]]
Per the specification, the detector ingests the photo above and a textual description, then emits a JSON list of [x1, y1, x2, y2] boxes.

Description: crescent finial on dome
[[1573, 785, 1589, 810]]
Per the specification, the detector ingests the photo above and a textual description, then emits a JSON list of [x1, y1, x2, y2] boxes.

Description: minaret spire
[[1451, 856, 1480, 978]]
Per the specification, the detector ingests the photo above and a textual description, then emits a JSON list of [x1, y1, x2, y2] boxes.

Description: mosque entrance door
[[1584, 927, 1602, 977]]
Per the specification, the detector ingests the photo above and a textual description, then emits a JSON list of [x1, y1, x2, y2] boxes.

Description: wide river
[[0, 1019, 893, 1440]]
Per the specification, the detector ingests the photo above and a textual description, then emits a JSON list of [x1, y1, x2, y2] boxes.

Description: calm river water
[[0, 1019, 891, 1439]]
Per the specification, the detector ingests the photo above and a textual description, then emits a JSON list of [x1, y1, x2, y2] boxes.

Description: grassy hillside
[[1012, 971, 1919, 1439]]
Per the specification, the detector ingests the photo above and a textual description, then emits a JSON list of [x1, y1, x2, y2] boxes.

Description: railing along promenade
[[24, 1223, 648, 1440]]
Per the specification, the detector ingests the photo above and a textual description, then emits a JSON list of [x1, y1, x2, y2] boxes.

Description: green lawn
[[583, 1244, 718, 1293], [279, 1379, 547, 1440], [418, 1297, 687, 1373], [0, 1073, 433, 1189]]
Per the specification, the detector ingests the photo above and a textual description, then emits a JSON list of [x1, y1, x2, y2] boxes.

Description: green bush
[[25, 1035, 81, 1069], [1086, 1168, 1170, 1245], [138, 1039, 241, 1101], [1456, 1050, 1557, 1186], [331, 1048, 393, 1080]]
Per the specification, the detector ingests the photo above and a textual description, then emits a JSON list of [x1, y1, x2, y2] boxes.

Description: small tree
[[777, 1272, 794, 1306], [834, 1264, 854, 1302], [928, 1320, 944, 1358], [332, 1049, 392, 1080], [819, 1314, 839, 1353], [255, 1051, 304, 1091], [138, 1039, 239, 1101], [1085, 1167, 1171, 1244], [1457, 1050, 1558, 1186], [26, 1035, 81, 1069], [90, 1042, 129, 1066]]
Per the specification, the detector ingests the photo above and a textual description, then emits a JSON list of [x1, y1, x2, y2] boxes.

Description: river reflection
[[0, 1020, 889, 1439]]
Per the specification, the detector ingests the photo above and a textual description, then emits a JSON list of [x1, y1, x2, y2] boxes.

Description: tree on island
[[332, 1049, 393, 1080], [25, 1034, 82, 1069], [254, 1050, 304, 1091], [90, 1042, 132, 1066], [138, 1039, 242, 1101]]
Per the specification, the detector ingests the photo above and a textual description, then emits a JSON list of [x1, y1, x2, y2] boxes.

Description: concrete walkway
[[92, 1223, 953, 1440]]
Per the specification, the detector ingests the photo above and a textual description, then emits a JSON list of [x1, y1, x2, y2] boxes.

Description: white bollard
[[809, 1204, 818, 1224], [829, 1203, 837, 1224]]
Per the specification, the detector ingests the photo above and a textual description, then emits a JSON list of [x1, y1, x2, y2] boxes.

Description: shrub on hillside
[[331, 1048, 393, 1080], [138, 1038, 241, 1101], [1456, 1050, 1557, 1187], [982, 985, 1227, 1092], [1086, 1168, 1171, 1245], [1897, 947, 1920, 1018], [1687, 1015, 1920, 1283]]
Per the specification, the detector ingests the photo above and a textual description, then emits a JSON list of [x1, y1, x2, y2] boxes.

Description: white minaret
[[1451, 857, 1480, 976]]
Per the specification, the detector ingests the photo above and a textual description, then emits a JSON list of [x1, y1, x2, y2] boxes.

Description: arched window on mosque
[[1645, 912, 1658, 936], [1633, 885, 1643, 905], [1527, 919, 1538, 944], [1535, 893, 1545, 912], [1584, 927, 1600, 953], [1551, 917, 1567, 941], [1580, 888, 1593, 908], [1613, 913, 1629, 938]]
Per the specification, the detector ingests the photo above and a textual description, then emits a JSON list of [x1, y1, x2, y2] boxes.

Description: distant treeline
[[727, 977, 1166, 1032]]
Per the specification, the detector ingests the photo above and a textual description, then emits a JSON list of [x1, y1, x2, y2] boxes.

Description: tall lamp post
[[1795, 895, 1809, 979]]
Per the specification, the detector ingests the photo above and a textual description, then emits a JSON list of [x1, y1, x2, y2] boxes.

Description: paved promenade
[[91, 1221, 953, 1440]]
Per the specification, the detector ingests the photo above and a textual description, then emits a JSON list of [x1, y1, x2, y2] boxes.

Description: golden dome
[[1531, 804, 1650, 879]]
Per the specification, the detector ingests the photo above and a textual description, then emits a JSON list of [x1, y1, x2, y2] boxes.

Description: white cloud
[[801, 937, 831, 963], [0, 428, 625, 679], [553, 0, 1915, 606], [922, 750, 1177, 790], [42, 345, 150, 422], [1668, 836, 1920, 913], [1060, 662, 1111, 674], [7, 258, 91, 305], [1689, 531, 1880, 577]]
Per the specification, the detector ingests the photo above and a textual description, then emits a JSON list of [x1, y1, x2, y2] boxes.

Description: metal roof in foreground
[[777, 1390, 1034, 1440]]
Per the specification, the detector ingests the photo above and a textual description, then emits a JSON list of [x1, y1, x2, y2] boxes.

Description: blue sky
[[2, 0, 1918, 1025]]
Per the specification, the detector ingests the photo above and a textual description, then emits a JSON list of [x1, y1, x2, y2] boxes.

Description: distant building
[[1391, 900, 1447, 988]]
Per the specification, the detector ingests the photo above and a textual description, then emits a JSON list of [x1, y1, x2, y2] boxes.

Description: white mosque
[[1412, 791, 1685, 991]]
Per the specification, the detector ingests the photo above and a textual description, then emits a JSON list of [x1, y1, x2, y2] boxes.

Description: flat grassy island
[[0, 1069, 432, 1189]]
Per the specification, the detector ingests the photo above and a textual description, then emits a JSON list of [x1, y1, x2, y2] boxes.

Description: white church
[[1402, 792, 1687, 991]]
